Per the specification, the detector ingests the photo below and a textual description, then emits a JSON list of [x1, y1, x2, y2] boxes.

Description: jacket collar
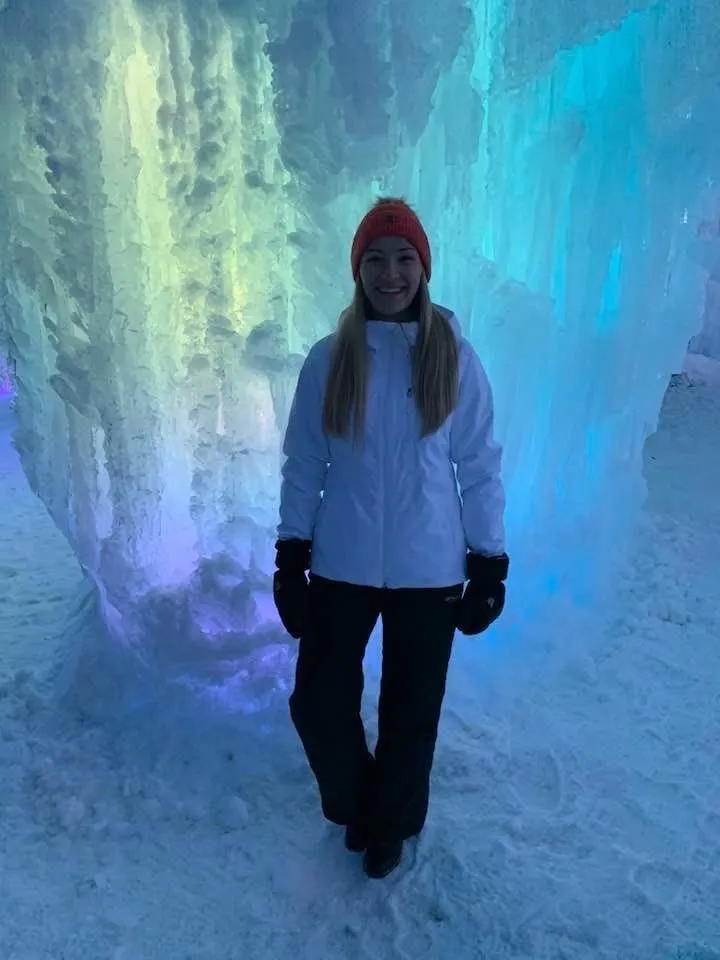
[[365, 319, 419, 352]]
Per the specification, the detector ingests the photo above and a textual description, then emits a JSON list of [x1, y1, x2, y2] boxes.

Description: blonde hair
[[322, 275, 459, 439]]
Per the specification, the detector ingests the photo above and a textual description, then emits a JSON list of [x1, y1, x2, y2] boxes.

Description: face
[[359, 235, 425, 317]]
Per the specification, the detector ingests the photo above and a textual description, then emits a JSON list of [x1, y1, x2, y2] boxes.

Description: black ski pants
[[289, 574, 462, 843]]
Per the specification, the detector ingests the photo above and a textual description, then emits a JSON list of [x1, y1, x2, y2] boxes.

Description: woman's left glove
[[273, 538, 312, 639], [456, 553, 509, 636]]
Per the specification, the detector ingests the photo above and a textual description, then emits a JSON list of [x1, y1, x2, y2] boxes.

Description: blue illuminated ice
[[0, 0, 718, 710]]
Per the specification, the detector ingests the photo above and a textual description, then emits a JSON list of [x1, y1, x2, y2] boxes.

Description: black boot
[[344, 787, 373, 852], [344, 823, 368, 853], [363, 839, 403, 879]]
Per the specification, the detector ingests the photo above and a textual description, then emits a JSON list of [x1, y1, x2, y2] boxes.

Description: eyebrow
[[364, 245, 417, 254]]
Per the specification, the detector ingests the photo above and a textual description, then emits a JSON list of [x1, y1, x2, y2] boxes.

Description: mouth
[[376, 287, 407, 295]]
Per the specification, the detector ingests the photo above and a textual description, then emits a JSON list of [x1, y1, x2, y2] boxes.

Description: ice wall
[[688, 215, 720, 360], [0, 304, 14, 396], [692, 272, 720, 361], [0, 0, 718, 709], [0, 358, 14, 398]]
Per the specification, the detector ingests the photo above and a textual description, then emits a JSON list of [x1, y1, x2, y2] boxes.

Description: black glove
[[273, 538, 312, 639], [456, 552, 509, 636]]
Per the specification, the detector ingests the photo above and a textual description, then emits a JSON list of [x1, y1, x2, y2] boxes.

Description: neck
[[369, 305, 418, 324]]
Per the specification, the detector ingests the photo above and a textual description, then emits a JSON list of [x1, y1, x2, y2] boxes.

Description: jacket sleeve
[[450, 342, 506, 556], [277, 345, 330, 541]]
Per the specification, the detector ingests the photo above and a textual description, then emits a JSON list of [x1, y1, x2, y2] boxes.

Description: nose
[[381, 257, 401, 280]]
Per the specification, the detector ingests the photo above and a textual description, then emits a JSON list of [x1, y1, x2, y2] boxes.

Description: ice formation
[[0, 359, 13, 398], [0, 0, 718, 709], [0, 304, 14, 395], [689, 215, 720, 360]]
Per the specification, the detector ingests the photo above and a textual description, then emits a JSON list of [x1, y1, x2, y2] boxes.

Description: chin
[[371, 294, 413, 316]]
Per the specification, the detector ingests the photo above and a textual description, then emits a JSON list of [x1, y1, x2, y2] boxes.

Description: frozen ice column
[[0, 1, 304, 655]]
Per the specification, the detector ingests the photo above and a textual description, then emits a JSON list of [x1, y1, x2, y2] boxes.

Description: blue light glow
[[0, 0, 718, 712]]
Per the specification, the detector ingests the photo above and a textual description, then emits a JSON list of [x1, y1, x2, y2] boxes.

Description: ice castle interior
[[0, 0, 719, 713]]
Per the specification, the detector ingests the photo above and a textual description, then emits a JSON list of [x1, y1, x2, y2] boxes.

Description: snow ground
[[0, 361, 719, 960]]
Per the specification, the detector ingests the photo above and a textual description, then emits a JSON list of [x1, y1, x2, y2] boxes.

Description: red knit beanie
[[351, 199, 432, 281]]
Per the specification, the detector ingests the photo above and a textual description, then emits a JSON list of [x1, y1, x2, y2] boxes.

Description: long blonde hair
[[322, 275, 459, 439]]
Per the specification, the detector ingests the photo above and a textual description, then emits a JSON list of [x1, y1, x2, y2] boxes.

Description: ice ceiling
[[0, 0, 718, 710]]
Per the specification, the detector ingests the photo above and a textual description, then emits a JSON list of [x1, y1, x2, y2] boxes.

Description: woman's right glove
[[456, 552, 509, 636], [273, 538, 312, 639]]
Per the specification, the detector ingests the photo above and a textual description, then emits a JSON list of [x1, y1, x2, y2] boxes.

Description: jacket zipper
[[380, 335, 394, 588]]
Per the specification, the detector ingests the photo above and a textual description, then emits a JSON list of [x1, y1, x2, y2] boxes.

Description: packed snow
[[1, 360, 719, 960]]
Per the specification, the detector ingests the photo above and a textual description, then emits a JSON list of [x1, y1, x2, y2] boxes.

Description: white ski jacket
[[278, 310, 506, 588]]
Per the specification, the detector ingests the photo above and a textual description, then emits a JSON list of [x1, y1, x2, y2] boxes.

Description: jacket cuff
[[466, 552, 509, 583], [275, 538, 312, 573]]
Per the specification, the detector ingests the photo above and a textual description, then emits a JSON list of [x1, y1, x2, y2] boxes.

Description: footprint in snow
[[509, 748, 564, 814], [631, 860, 686, 906]]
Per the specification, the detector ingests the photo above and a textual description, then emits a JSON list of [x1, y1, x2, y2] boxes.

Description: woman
[[274, 198, 508, 879]]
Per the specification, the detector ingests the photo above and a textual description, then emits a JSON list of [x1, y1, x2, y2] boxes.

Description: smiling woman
[[273, 196, 508, 879]]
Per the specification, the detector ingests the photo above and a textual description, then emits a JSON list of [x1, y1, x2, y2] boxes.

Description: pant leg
[[289, 575, 381, 826], [373, 584, 463, 841]]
